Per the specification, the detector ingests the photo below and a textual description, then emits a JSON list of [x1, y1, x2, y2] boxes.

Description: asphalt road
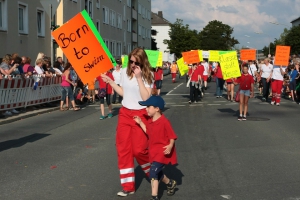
[[1, 74, 300, 200]]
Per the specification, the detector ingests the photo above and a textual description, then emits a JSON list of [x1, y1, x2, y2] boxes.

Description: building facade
[[0, 0, 51, 62], [151, 11, 174, 61], [291, 17, 300, 27], [0, 0, 151, 64]]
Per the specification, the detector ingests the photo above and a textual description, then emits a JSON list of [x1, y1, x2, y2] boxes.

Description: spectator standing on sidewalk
[[100, 48, 153, 197], [87, 80, 95, 104], [271, 65, 286, 106], [154, 67, 163, 95], [112, 61, 122, 104], [260, 58, 273, 102], [288, 65, 298, 102]]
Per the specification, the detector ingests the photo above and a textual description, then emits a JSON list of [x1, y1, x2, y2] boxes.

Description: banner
[[198, 50, 203, 62], [145, 50, 160, 68], [176, 58, 189, 76], [182, 50, 200, 64], [156, 51, 163, 67], [202, 51, 209, 59], [274, 45, 291, 66], [52, 10, 116, 84], [219, 51, 241, 80], [121, 55, 129, 68], [209, 50, 220, 61], [240, 49, 256, 61]]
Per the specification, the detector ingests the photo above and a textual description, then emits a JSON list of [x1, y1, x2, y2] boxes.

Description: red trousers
[[116, 107, 150, 192], [171, 73, 176, 80], [271, 79, 283, 103]]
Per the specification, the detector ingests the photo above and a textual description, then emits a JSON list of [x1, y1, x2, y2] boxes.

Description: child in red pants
[[133, 95, 177, 200]]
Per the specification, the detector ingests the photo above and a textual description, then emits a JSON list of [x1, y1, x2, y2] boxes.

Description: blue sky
[[152, 0, 299, 50]]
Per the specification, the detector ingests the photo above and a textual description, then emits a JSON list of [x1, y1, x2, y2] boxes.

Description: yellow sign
[[219, 51, 241, 80], [198, 50, 203, 62], [209, 50, 219, 61], [156, 51, 163, 67], [176, 58, 189, 76]]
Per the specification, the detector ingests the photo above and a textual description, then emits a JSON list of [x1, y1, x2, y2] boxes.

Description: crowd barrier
[[0, 76, 62, 111]]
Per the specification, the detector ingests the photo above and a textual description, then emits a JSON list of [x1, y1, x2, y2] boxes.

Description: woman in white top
[[112, 62, 122, 104], [271, 64, 286, 106], [260, 58, 273, 102], [101, 48, 153, 197]]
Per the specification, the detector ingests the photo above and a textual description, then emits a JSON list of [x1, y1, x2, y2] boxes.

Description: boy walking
[[133, 95, 177, 200]]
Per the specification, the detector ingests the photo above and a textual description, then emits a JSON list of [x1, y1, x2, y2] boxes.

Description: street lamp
[[255, 32, 270, 56]]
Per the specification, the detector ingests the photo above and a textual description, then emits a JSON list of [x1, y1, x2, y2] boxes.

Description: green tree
[[275, 28, 290, 45], [285, 25, 300, 55], [164, 19, 201, 58], [199, 20, 239, 50]]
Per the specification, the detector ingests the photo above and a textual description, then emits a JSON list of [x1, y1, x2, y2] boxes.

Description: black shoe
[[167, 179, 177, 196], [242, 116, 247, 121], [188, 100, 192, 104], [150, 196, 159, 200], [238, 116, 242, 121]]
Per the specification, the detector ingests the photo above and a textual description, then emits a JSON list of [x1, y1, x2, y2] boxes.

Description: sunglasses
[[129, 60, 141, 67]]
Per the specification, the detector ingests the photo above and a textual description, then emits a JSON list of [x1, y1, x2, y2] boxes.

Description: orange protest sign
[[240, 49, 256, 61], [274, 45, 291, 66], [52, 10, 115, 84], [182, 50, 200, 64]]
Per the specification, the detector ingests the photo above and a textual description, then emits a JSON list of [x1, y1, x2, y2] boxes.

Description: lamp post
[[255, 32, 270, 56]]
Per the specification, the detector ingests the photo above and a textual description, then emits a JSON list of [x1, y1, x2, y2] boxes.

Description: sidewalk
[[0, 103, 60, 126]]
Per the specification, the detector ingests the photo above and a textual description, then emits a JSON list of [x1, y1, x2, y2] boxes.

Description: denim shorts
[[239, 89, 251, 97]]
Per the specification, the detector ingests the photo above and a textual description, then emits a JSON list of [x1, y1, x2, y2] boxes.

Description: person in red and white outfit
[[154, 67, 163, 95], [101, 48, 153, 197], [271, 64, 286, 106]]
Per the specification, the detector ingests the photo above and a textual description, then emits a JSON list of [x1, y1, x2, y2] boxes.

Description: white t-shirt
[[120, 68, 152, 110], [272, 66, 285, 81], [203, 62, 209, 75], [261, 64, 273, 78], [248, 64, 257, 77], [112, 69, 122, 85], [35, 66, 44, 75]]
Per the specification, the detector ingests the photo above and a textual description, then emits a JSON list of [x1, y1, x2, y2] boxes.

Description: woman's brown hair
[[126, 48, 153, 85], [63, 62, 72, 72]]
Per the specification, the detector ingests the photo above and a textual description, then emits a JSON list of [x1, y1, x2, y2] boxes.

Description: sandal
[[73, 107, 80, 111], [60, 107, 65, 111]]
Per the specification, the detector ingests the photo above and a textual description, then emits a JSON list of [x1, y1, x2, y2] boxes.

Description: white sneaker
[[4, 111, 12, 116], [270, 101, 275, 105], [276, 103, 280, 106], [117, 190, 135, 197], [11, 109, 20, 114]]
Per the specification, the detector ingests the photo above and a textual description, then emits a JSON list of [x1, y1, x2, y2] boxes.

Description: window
[[142, 26, 145, 38], [95, 19, 100, 33], [138, 25, 142, 36], [18, 3, 28, 34], [111, 10, 116, 27], [138, 4, 141, 14], [117, 42, 122, 56], [127, 43, 131, 54], [96, 0, 100, 9], [37, 9, 45, 37], [127, 19, 131, 32], [0, 0, 7, 30], [142, 6, 145, 18], [147, 10, 151, 20], [123, 4, 126, 20], [112, 41, 116, 56], [103, 7, 109, 24], [117, 14, 122, 29], [124, 30, 126, 43], [85, 0, 93, 18], [105, 39, 109, 49], [127, 0, 131, 7]]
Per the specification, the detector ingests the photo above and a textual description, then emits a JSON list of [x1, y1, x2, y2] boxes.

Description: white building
[[151, 11, 174, 62], [291, 17, 300, 27]]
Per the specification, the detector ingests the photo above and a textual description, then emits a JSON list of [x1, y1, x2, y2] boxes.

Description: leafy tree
[[275, 28, 290, 45], [164, 19, 201, 58], [262, 42, 276, 57], [199, 20, 239, 50], [285, 25, 300, 55]]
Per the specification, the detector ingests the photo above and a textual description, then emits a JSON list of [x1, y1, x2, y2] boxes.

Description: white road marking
[[207, 104, 221, 106], [166, 94, 190, 96], [170, 105, 186, 107], [166, 83, 184, 95]]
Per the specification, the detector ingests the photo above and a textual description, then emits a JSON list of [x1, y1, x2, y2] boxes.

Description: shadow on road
[[0, 133, 51, 152]]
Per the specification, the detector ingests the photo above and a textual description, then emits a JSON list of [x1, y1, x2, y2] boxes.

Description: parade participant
[[214, 62, 224, 98], [248, 60, 258, 81], [170, 61, 178, 83], [133, 95, 177, 200], [288, 65, 298, 102], [96, 70, 114, 119], [87, 80, 95, 104], [260, 58, 273, 102], [271, 64, 286, 106], [226, 78, 235, 101], [232, 65, 254, 121], [154, 66, 163, 95], [100, 48, 153, 197], [202, 60, 210, 90], [188, 63, 201, 103], [112, 60, 122, 104], [197, 62, 205, 97]]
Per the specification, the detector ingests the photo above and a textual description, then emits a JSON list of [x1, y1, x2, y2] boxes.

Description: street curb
[[0, 107, 60, 126]]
